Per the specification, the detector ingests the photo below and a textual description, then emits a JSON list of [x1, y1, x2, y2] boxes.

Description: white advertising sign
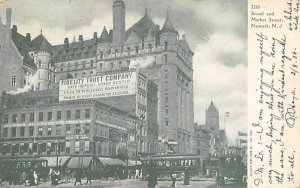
[[59, 72, 137, 101]]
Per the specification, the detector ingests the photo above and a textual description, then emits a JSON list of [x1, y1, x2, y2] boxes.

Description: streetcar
[[140, 154, 203, 175]]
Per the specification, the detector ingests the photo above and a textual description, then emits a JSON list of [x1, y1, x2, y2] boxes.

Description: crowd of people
[[0, 163, 192, 188]]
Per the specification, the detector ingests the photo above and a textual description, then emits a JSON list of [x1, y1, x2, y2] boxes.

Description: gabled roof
[[178, 39, 194, 55], [125, 14, 160, 40], [51, 38, 98, 63], [10, 28, 36, 69], [30, 34, 52, 52], [161, 13, 178, 35], [99, 26, 109, 43]]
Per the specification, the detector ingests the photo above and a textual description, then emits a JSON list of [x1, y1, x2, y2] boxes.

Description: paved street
[[0, 179, 247, 188]]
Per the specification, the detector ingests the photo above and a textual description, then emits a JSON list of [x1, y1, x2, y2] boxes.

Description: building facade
[[0, 89, 147, 160]]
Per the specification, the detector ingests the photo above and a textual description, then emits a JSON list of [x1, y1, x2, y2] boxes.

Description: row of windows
[[2, 124, 91, 138], [2, 109, 90, 124], [0, 140, 91, 155]]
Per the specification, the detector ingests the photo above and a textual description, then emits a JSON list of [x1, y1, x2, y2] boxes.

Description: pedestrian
[[74, 170, 82, 186], [8, 171, 14, 186], [183, 168, 190, 185], [20, 171, 27, 186], [33, 171, 38, 185], [85, 169, 92, 185], [140, 169, 143, 180], [135, 168, 140, 179], [51, 169, 59, 186], [170, 171, 176, 188], [147, 161, 157, 188]]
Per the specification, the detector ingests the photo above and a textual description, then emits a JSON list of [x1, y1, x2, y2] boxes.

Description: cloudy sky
[[0, 0, 247, 145]]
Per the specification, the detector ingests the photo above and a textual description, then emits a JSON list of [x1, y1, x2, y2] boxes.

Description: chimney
[[11, 25, 17, 34], [93, 32, 97, 39], [26, 33, 31, 42], [78, 35, 83, 45], [6, 8, 12, 34], [112, 0, 125, 45], [64, 37, 69, 49]]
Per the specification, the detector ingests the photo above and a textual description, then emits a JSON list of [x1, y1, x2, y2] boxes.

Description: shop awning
[[67, 156, 93, 169], [40, 156, 71, 167], [98, 157, 125, 166], [127, 160, 142, 166]]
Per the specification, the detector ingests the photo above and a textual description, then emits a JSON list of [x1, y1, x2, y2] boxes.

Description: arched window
[[100, 51, 104, 60]]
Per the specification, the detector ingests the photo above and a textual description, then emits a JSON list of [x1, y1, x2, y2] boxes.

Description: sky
[[0, 0, 247, 145]]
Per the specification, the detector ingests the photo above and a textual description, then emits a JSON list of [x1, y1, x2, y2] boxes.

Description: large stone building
[[0, 0, 194, 153]]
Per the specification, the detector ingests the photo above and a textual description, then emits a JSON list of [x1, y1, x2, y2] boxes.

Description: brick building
[[0, 89, 147, 160]]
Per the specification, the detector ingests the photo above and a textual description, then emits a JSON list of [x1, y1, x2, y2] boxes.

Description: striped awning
[[40, 156, 71, 167], [67, 156, 93, 169], [98, 157, 125, 166]]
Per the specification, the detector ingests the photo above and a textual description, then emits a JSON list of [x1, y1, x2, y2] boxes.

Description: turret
[[160, 11, 178, 52], [112, 0, 125, 46]]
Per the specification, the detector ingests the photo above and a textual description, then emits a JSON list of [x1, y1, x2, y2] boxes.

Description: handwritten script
[[249, 0, 299, 187]]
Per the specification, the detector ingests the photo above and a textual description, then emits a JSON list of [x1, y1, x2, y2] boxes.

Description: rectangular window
[[75, 141, 80, 152], [12, 127, 16, 137], [75, 110, 80, 119], [66, 142, 70, 154], [165, 96, 168, 103], [165, 120, 169, 126], [66, 110, 71, 120], [56, 125, 61, 135], [38, 112, 43, 121], [118, 61, 122, 69], [11, 75, 16, 87], [164, 70, 168, 78], [38, 127, 43, 136], [110, 62, 114, 69], [85, 141, 89, 152], [29, 126, 34, 136], [76, 125, 80, 134], [20, 113, 26, 122], [85, 109, 90, 119], [66, 124, 71, 134], [48, 73, 51, 80], [126, 60, 130, 67], [3, 114, 8, 124], [48, 112, 52, 121], [20, 127, 25, 137], [30, 113, 35, 122], [47, 127, 52, 136], [85, 124, 90, 134], [57, 111, 62, 120], [165, 106, 169, 115], [164, 54, 168, 63], [3, 128, 8, 137], [54, 75, 56, 83], [12, 114, 17, 123]]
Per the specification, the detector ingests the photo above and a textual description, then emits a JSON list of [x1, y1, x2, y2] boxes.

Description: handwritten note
[[249, 0, 300, 187]]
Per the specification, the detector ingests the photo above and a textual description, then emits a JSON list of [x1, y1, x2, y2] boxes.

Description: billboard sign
[[59, 72, 137, 101]]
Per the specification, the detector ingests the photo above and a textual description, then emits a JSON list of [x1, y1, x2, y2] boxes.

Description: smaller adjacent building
[[0, 89, 149, 161], [194, 101, 228, 157]]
